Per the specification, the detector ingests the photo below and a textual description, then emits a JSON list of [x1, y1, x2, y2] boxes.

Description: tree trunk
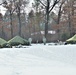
[[45, 0, 50, 40], [68, 12, 71, 37], [28, 21, 31, 38], [10, 11, 13, 38], [17, 7, 21, 36], [57, 4, 62, 24], [57, 3, 63, 40]]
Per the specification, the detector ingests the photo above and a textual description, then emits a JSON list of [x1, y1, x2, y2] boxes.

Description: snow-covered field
[[0, 44, 76, 75]]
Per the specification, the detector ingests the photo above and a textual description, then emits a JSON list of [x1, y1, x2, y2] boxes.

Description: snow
[[0, 6, 7, 16], [0, 44, 76, 75]]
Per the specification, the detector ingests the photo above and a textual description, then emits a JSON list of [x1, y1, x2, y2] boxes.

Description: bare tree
[[13, 0, 29, 36], [57, 0, 65, 24], [56, 0, 65, 40], [2, 0, 14, 38], [34, 0, 60, 40]]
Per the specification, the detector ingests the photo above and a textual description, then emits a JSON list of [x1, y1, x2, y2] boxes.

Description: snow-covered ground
[[0, 44, 76, 75]]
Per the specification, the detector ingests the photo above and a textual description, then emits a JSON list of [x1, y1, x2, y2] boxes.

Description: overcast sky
[[0, 0, 57, 15], [0, 0, 2, 3], [0, 0, 34, 15]]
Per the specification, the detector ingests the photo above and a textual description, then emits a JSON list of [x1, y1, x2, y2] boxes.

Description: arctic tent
[[8, 36, 29, 46], [0, 38, 7, 45], [66, 34, 76, 44], [0, 38, 7, 48]]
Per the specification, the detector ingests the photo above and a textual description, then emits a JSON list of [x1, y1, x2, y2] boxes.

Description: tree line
[[0, 0, 76, 42]]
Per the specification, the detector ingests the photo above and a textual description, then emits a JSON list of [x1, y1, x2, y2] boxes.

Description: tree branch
[[57, 0, 65, 24], [11, 6, 17, 14], [49, 0, 60, 13], [38, 0, 46, 7], [0, 1, 7, 5]]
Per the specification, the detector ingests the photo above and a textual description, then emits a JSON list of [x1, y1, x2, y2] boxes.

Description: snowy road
[[0, 44, 76, 75]]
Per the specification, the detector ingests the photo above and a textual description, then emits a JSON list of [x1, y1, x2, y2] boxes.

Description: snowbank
[[0, 44, 76, 75]]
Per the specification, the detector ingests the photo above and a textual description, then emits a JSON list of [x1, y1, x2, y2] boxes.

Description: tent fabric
[[8, 36, 28, 46], [0, 38, 7, 46], [66, 34, 76, 44], [66, 34, 76, 42]]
